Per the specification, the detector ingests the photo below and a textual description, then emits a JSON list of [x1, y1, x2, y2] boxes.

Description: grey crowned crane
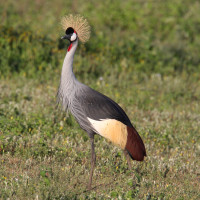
[[57, 15, 146, 189]]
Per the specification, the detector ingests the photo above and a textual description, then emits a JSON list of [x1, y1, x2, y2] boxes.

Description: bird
[[57, 14, 146, 189]]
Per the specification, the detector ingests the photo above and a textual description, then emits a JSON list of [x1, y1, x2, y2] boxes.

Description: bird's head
[[61, 14, 90, 44], [61, 27, 77, 42]]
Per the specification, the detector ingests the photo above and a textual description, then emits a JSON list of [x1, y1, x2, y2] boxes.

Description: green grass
[[0, 75, 199, 199], [0, 0, 200, 199]]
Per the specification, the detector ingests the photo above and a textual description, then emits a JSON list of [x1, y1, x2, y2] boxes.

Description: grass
[[0, 0, 200, 199], [0, 75, 199, 199]]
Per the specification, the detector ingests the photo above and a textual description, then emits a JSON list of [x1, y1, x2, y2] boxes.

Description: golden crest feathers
[[61, 14, 91, 43]]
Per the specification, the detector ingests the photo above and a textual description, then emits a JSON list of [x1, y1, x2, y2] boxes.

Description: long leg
[[88, 135, 96, 190], [123, 150, 132, 170]]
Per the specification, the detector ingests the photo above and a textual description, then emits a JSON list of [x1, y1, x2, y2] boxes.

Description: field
[[0, 0, 200, 199]]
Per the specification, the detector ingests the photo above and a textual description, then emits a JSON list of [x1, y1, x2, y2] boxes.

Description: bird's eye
[[65, 27, 74, 35]]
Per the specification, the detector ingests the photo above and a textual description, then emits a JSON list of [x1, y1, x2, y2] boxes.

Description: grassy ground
[[1, 0, 200, 199], [1, 75, 199, 199]]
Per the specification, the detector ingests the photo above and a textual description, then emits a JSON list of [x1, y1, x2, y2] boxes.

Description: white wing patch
[[87, 117, 128, 149], [87, 118, 110, 136]]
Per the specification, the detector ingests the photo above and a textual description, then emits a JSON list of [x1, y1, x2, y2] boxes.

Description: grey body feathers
[[57, 39, 132, 137]]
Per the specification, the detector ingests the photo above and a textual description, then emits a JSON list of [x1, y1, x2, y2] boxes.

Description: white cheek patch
[[71, 33, 77, 42]]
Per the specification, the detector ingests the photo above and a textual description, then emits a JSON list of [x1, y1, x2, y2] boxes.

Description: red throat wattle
[[68, 43, 72, 52]]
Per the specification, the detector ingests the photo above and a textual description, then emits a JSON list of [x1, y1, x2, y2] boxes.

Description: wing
[[75, 86, 133, 128], [70, 85, 146, 161]]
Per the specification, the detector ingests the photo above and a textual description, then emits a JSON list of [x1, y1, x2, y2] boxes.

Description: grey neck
[[57, 39, 79, 110], [61, 39, 78, 81]]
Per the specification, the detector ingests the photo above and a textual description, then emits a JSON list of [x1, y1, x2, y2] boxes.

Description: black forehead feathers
[[65, 27, 74, 35]]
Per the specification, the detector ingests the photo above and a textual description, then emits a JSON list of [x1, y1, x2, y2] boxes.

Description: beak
[[61, 34, 71, 40]]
